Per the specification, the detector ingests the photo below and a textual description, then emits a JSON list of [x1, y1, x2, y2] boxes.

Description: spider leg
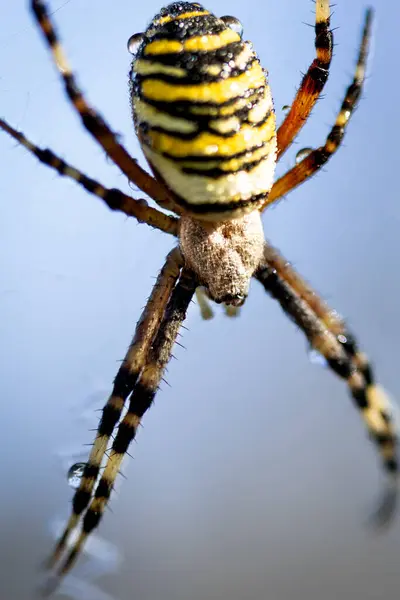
[[47, 247, 186, 571], [260, 242, 374, 379], [31, 0, 176, 212], [255, 246, 398, 504], [196, 287, 214, 320], [0, 118, 178, 236], [275, 0, 333, 159], [264, 8, 373, 209], [49, 261, 197, 579]]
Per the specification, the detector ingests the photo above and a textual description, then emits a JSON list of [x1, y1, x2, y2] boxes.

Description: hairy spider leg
[[47, 248, 184, 570], [0, 119, 178, 236], [260, 242, 378, 381], [275, 0, 333, 159], [265, 9, 373, 207], [31, 0, 176, 211], [255, 250, 398, 486], [52, 266, 196, 578]]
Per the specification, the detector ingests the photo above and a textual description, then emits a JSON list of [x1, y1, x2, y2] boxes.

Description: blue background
[[1, 1, 400, 599]]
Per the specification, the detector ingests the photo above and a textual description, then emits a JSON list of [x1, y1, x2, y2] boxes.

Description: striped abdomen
[[130, 2, 277, 219]]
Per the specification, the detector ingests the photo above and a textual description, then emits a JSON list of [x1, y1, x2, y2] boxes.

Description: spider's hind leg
[[47, 248, 193, 575], [255, 244, 398, 523]]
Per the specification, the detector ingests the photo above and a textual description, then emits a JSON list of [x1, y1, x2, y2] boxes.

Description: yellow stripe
[[134, 98, 197, 134], [146, 112, 275, 157], [134, 59, 187, 78], [144, 39, 183, 54], [141, 61, 265, 104], [185, 28, 240, 51], [156, 10, 210, 26], [144, 28, 240, 55], [209, 116, 241, 134]]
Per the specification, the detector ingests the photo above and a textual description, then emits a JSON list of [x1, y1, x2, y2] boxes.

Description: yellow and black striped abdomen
[[130, 2, 277, 219]]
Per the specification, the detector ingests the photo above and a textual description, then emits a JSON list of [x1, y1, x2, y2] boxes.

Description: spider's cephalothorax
[[129, 2, 277, 220], [1, 0, 398, 589]]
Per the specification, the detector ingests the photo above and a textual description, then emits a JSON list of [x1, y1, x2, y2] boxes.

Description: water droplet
[[67, 462, 86, 489], [282, 104, 290, 114], [308, 349, 327, 368], [295, 147, 313, 164], [220, 16, 243, 38], [127, 33, 144, 56]]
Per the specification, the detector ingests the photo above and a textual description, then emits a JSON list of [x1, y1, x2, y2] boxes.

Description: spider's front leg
[[31, 0, 175, 211], [0, 119, 178, 236], [275, 0, 333, 159], [264, 8, 373, 208], [47, 249, 196, 580], [255, 243, 398, 521]]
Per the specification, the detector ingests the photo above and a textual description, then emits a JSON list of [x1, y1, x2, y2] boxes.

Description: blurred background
[[1, 1, 400, 599]]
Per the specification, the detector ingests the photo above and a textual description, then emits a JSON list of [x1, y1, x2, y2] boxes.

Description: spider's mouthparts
[[218, 293, 246, 307]]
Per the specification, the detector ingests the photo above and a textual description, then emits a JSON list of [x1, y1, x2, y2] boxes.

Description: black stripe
[[360, 364, 374, 386], [33, 2, 58, 47], [158, 139, 268, 163], [98, 402, 123, 437], [315, 20, 333, 64], [145, 14, 225, 42], [94, 478, 112, 500], [327, 124, 345, 148], [385, 459, 398, 473], [64, 73, 81, 102], [72, 489, 91, 515], [112, 419, 138, 455], [374, 433, 394, 446], [206, 108, 272, 137], [134, 57, 258, 85], [34, 148, 112, 197], [327, 357, 353, 379], [113, 365, 139, 398], [181, 153, 270, 177], [352, 387, 369, 409], [306, 64, 329, 92], [126, 382, 156, 419], [83, 509, 101, 533], [256, 266, 326, 336], [152, 2, 206, 21], [82, 463, 100, 480], [171, 191, 267, 215], [342, 82, 362, 111]]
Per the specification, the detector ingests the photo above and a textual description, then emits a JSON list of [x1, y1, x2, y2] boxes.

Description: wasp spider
[[1, 0, 397, 585]]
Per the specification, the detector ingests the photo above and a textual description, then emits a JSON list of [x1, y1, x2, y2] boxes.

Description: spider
[[1, 0, 397, 586]]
